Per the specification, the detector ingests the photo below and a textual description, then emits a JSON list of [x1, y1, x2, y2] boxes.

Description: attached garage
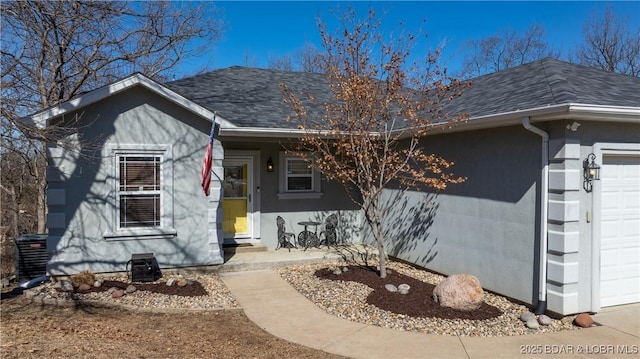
[[598, 153, 640, 308]]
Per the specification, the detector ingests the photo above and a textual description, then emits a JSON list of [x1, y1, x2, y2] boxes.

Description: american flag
[[201, 115, 216, 196]]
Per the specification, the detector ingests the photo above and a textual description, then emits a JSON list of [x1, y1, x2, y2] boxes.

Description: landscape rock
[[111, 289, 125, 298], [107, 287, 118, 294], [384, 284, 398, 292], [186, 279, 194, 286], [432, 274, 484, 311], [333, 268, 342, 275], [520, 312, 535, 322], [56, 280, 74, 292], [398, 284, 410, 295], [177, 279, 187, 287], [538, 314, 552, 326], [342, 267, 349, 272], [574, 313, 594, 328], [561, 316, 575, 325], [93, 280, 102, 288], [526, 318, 540, 329], [77, 283, 91, 292], [125, 285, 137, 293], [166, 278, 176, 287]]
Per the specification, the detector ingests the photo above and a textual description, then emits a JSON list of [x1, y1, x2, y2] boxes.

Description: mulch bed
[[74, 280, 209, 297], [316, 265, 503, 320]]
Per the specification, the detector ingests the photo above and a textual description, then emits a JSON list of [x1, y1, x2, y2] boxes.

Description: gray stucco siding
[[46, 86, 222, 275], [219, 140, 361, 248], [380, 125, 542, 304]]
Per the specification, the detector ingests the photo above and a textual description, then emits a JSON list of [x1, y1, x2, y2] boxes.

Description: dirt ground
[[0, 290, 347, 359]]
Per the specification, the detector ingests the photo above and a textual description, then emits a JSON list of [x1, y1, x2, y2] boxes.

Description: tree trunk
[[10, 187, 19, 239], [366, 193, 387, 278], [34, 157, 47, 233]]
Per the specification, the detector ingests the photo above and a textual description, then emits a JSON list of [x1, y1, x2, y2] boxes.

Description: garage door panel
[[623, 219, 640, 238], [599, 154, 640, 308]]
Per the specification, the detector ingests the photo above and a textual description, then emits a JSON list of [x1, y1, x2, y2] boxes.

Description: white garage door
[[600, 154, 640, 307]]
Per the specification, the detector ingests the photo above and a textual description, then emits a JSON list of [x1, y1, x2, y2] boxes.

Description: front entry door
[[222, 158, 253, 239]]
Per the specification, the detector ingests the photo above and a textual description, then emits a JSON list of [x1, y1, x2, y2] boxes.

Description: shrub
[[71, 270, 95, 287]]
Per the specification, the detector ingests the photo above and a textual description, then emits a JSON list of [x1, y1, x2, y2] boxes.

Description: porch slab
[[219, 243, 379, 273]]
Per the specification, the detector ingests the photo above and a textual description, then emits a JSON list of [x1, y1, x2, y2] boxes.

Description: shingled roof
[[444, 57, 640, 118], [165, 67, 333, 129], [165, 58, 640, 129]]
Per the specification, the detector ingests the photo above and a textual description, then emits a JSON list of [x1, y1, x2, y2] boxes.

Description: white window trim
[[104, 144, 176, 240], [277, 152, 323, 199]]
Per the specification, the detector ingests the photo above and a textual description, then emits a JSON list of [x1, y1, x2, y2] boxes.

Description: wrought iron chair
[[276, 216, 296, 251], [319, 214, 338, 249]]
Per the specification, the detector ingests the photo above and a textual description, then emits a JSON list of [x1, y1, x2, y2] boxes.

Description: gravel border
[[277, 261, 579, 337], [24, 260, 580, 337], [25, 273, 239, 310]]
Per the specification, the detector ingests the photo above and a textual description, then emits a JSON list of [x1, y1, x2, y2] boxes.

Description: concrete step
[[223, 243, 268, 254], [219, 248, 345, 273]]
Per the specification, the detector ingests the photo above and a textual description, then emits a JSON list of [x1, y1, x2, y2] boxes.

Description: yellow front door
[[222, 161, 249, 237]]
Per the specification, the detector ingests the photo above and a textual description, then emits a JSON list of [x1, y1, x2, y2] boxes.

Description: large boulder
[[432, 274, 484, 311]]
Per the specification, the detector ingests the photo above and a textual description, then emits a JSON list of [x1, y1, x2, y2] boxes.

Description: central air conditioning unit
[[15, 234, 48, 283]]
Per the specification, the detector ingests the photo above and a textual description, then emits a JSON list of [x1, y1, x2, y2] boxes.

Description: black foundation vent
[[127, 253, 161, 282]]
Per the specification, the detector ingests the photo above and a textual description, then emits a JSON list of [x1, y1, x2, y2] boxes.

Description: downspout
[[522, 117, 549, 315]]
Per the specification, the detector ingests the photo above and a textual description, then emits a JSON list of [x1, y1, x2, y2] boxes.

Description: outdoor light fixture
[[266, 157, 274, 172], [583, 153, 600, 192]]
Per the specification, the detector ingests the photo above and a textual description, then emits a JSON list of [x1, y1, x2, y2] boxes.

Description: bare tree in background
[[295, 42, 324, 73], [459, 24, 556, 78], [268, 55, 294, 71], [282, 8, 467, 278], [268, 43, 324, 73], [0, 1, 223, 240], [575, 6, 639, 76]]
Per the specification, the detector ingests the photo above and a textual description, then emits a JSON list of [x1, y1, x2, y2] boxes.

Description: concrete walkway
[[220, 269, 640, 359]]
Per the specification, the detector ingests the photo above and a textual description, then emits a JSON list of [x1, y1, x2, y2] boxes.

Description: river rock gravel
[[26, 273, 239, 310], [277, 261, 579, 337], [24, 260, 579, 337]]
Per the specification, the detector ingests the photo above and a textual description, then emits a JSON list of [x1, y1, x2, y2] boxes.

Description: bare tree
[[267, 43, 324, 73], [1, 1, 223, 235], [242, 49, 259, 67], [459, 24, 556, 78], [282, 8, 467, 278], [295, 42, 324, 73], [268, 55, 294, 71], [575, 6, 640, 76]]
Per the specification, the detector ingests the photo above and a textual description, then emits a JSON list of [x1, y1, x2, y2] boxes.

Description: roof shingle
[[165, 58, 640, 128]]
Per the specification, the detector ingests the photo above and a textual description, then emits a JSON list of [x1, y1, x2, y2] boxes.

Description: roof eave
[[219, 103, 638, 139], [24, 73, 235, 129], [419, 103, 639, 136], [218, 127, 313, 138]]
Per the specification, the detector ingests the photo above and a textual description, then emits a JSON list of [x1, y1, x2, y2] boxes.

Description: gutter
[[522, 117, 549, 315], [218, 103, 639, 138]]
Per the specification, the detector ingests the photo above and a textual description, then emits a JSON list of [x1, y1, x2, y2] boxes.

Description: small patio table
[[297, 221, 321, 250]]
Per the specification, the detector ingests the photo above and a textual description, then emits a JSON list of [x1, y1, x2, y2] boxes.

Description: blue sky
[[174, 1, 640, 77]]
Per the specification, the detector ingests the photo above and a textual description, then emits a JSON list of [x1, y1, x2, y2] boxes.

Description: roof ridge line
[[540, 58, 578, 105]]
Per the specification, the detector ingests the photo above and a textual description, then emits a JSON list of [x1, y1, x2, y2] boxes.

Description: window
[[286, 158, 313, 191], [278, 153, 322, 199], [104, 145, 175, 240], [118, 156, 161, 228]]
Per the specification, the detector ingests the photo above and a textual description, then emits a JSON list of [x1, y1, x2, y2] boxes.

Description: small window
[[286, 158, 313, 191], [278, 153, 322, 199], [118, 156, 161, 228]]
